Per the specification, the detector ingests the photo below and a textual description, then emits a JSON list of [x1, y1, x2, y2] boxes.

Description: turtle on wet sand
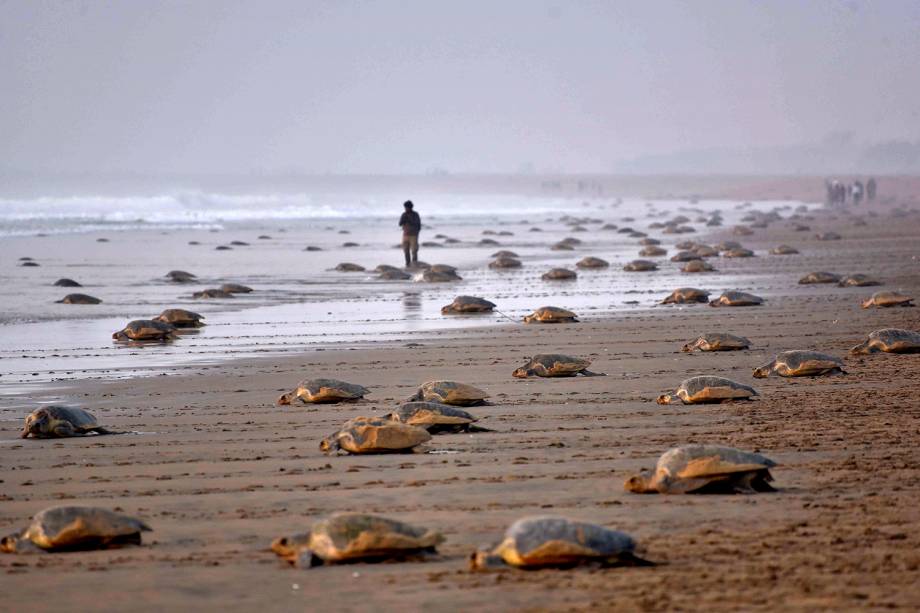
[[379, 269, 412, 280], [441, 296, 496, 315], [639, 246, 667, 257], [670, 251, 700, 263], [838, 274, 879, 287], [491, 250, 519, 258], [523, 306, 578, 324], [657, 376, 758, 404], [0, 506, 151, 553], [193, 288, 234, 299], [277, 378, 369, 404], [53, 278, 82, 287], [624, 445, 777, 494], [335, 263, 366, 272], [769, 245, 799, 255], [623, 259, 658, 272], [272, 513, 443, 567], [661, 288, 709, 305], [154, 308, 205, 328], [469, 516, 648, 570], [512, 354, 604, 378], [220, 283, 253, 294], [753, 350, 844, 378], [21, 406, 112, 438], [56, 293, 101, 305], [489, 256, 522, 269], [408, 381, 489, 406], [722, 247, 755, 258], [681, 333, 751, 352], [815, 231, 842, 241], [320, 417, 431, 454], [709, 291, 764, 307], [682, 259, 716, 273], [798, 272, 840, 285], [861, 291, 913, 308], [112, 319, 176, 341], [576, 257, 609, 269], [417, 269, 461, 282], [388, 402, 487, 433], [542, 268, 577, 281], [166, 270, 196, 283], [850, 328, 920, 355]]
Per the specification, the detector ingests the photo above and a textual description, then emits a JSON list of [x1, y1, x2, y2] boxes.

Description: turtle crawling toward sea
[[722, 247, 755, 258], [639, 245, 667, 257], [753, 350, 844, 378], [335, 262, 365, 272], [112, 319, 176, 341], [53, 278, 82, 287], [838, 274, 879, 287], [542, 268, 577, 281], [861, 291, 914, 308], [769, 245, 799, 255], [408, 381, 489, 406], [661, 288, 709, 304], [379, 269, 412, 280], [220, 283, 252, 294], [657, 376, 758, 404], [682, 259, 716, 273], [417, 269, 461, 282], [681, 333, 751, 352], [709, 291, 764, 307], [56, 293, 102, 305], [576, 256, 609, 269], [623, 259, 658, 272], [0, 506, 151, 553], [441, 296, 496, 315], [277, 378, 369, 404], [512, 354, 604, 378], [21, 406, 112, 438], [388, 402, 486, 433], [523, 306, 578, 324], [154, 308, 205, 328], [469, 516, 647, 570], [320, 417, 431, 454], [489, 256, 523, 269], [624, 445, 777, 494], [192, 288, 233, 299], [798, 271, 840, 284], [272, 513, 443, 567], [166, 270, 196, 283], [850, 328, 920, 354]]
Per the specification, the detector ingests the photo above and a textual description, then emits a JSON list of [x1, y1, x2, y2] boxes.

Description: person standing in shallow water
[[399, 200, 421, 267]]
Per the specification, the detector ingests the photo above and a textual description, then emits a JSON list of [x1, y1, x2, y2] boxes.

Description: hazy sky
[[1, 0, 919, 175]]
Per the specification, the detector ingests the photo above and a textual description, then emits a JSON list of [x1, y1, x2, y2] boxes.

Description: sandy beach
[[2, 178, 920, 611]]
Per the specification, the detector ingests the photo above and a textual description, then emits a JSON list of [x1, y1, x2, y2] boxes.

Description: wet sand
[[2, 188, 920, 611]]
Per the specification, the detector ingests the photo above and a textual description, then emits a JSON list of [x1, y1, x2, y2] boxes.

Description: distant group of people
[[826, 177, 877, 206]]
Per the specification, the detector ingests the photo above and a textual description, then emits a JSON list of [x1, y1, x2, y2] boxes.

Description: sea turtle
[[551, 242, 575, 251], [523, 306, 578, 324], [576, 257, 609, 269], [441, 296, 496, 314], [733, 226, 754, 236], [220, 283, 252, 294], [850, 328, 920, 355], [166, 270, 196, 283], [271, 513, 443, 567], [639, 237, 661, 246], [489, 256, 523, 269], [320, 417, 431, 454], [53, 278, 82, 287], [675, 240, 697, 250], [560, 237, 582, 246], [21, 406, 112, 438], [277, 378, 369, 404], [715, 240, 742, 251], [623, 259, 658, 272], [670, 251, 700, 262], [192, 288, 233, 299], [692, 245, 718, 258], [639, 246, 667, 257], [430, 264, 458, 274], [304, 245, 323, 252], [112, 320, 176, 341], [55, 293, 101, 305], [20, 261, 40, 267], [709, 291, 764, 307], [661, 288, 710, 305], [491, 250, 519, 258], [753, 350, 845, 378], [387, 402, 486, 433], [479, 238, 500, 246], [815, 232, 842, 241], [542, 268, 577, 281], [335, 263, 365, 272], [838, 274, 880, 287], [722, 247, 755, 258], [681, 333, 751, 352], [861, 291, 914, 308], [469, 516, 645, 570], [154, 308, 205, 328], [657, 376, 758, 404], [0, 506, 151, 554], [417, 269, 461, 282], [624, 445, 777, 494], [769, 245, 799, 255], [379, 269, 412, 280], [512, 354, 604, 378], [798, 272, 840, 284], [375, 264, 402, 274], [230, 240, 249, 246], [408, 381, 489, 406], [682, 259, 715, 273]]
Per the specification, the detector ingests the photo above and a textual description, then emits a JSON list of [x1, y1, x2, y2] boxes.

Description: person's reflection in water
[[402, 292, 422, 321]]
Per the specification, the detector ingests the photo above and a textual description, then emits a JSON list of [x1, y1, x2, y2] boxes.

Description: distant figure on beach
[[851, 180, 864, 206], [867, 177, 877, 202], [399, 200, 421, 267]]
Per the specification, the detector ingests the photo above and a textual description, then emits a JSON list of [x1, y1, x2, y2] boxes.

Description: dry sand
[[2, 188, 920, 611]]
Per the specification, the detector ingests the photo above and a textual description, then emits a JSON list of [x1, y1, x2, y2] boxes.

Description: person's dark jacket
[[399, 210, 421, 236]]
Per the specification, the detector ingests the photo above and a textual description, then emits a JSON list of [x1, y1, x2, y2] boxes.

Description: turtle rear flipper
[[579, 369, 606, 377], [604, 551, 655, 567], [91, 427, 125, 436], [465, 424, 493, 433]]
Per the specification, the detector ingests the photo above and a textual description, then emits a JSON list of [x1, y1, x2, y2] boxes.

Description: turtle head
[[751, 362, 773, 378], [849, 341, 874, 355], [21, 409, 50, 438], [656, 393, 678, 405], [511, 367, 533, 379], [383, 411, 402, 423], [319, 434, 340, 454], [276, 391, 294, 406], [469, 548, 505, 571], [680, 339, 699, 352], [624, 469, 655, 493], [522, 314, 535, 324]]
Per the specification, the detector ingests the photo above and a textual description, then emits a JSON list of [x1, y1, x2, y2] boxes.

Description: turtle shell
[[753, 350, 844, 378], [523, 306, 578, 324], [692, 245, 718, 257], [56, 293, 101, 305], [837, 274, 879, 287], [277, 378, 369, 404], [542, 268, 577, 281], [639, 246, 667, 257], [409, 381, 489, 406], [815, 232, 841, 240], [575, 257, 609, 269], [307, 513, 443, 563], [335, 263, 365, 272], [850, 328, 920, 355], [722, 248, 755, 258], [623, 259, 658, 272], [643, 445, 777, 494], [661, 288, 709, 305], [320, 417, 431, 454], [682, 259, 715, 273], [388, 402, 477, 432], [220, 283, 253, 293], [192, 288, 233, 299], [709, 291, 763, 307], [1, 506, 150, 552], [670, 251, 700, 262], [512, 354, 592, 378], [166, 270, 196, 282], [861, 291, 913, 308], [21, 406, 102, 438], [441, 296, 496, 315], [485, 516, 637, 568], [551, 242, 575, 251], [659, 376, 758, 404], [155, 308, 205, 327], [769, 245, 799, 255], [417, 269, 461, 282], [380, 269, 412, 280], [113, 319, 176, 341], [375, 264, 402, 273], [798, 272, 840, 285], [638, 237, 660, 246], [681, 333, 751, 352], [489, 256, 522, 269], [491, 250, 519, 258], [53, 278, 82, 287]]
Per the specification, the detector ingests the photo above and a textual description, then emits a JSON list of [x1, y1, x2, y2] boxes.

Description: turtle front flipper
[[52, 422, 77, 437], [465, 424, 493, 433], [603, 551, 655, 567]]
